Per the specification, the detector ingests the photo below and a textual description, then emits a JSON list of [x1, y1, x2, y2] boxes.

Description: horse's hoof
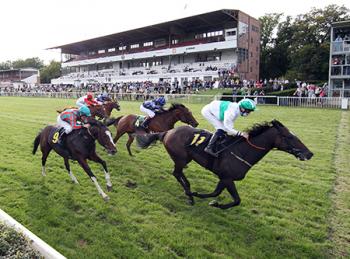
[[187, 198, 195, 206], [209, 200, 219, 207], [103, 195, 110, 202], [107, 185, 113, 192]]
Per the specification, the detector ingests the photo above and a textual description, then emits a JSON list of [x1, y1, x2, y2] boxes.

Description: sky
[[0, 0, 349, 64]]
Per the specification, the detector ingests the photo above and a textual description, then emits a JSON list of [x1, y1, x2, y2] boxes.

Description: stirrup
[[204, 147, 218, 157]]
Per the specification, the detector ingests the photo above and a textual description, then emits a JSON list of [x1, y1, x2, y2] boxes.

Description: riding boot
[[57, 128, 66, 146], [141, 117, 151, 129], [204, 130, 224, 157]]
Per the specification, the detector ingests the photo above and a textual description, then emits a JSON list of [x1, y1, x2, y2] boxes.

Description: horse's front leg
[[77, 157, 109, 201], [172, 164, 194, 205], [89, 152, 112, 191], [209, 180, 241, 209], [192, 180, 225, 198]]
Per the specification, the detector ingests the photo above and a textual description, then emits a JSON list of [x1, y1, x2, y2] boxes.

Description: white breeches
[[201, 104, 226, 131], [57, 116, 73, 134], [140, 104, 155, 118]]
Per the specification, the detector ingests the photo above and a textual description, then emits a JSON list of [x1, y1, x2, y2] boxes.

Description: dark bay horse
[[32, 119, 117, 201], [137, 120, 313, 209], [102, 99, 121, 117], [108, 103, 199, 156]]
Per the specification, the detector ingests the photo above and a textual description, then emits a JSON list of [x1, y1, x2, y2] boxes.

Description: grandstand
[[49, 9, 260, 86]]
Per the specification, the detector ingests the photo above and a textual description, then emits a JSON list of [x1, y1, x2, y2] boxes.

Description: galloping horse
[[102, 99, 121, 118], [137, 120, 313, 209], [108, 103, 199, 156], [32, 119, 116, 201]]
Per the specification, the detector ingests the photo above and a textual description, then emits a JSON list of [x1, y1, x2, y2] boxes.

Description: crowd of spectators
[[0, 77, 328, 98]]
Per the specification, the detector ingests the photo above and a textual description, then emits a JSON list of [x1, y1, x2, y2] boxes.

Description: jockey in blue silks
[[139, 96, 166, 129], [96, 92, 110, 104]]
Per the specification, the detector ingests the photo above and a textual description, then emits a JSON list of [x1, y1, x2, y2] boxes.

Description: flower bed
[[0, 223, 42, 258]]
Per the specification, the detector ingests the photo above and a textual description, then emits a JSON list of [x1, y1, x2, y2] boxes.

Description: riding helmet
[[79, 105, 91, 116], [238, 99, 256, 111]]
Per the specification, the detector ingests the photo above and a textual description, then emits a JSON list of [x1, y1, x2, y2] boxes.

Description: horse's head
[[90, 105, 107, 120], [87, 119, 116, 155], [109, 99, 121, 111], [170, 103, 199, 128], [271, 120, 313, 161]]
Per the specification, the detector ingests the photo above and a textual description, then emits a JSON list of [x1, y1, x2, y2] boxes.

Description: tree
[[40, 61, 61, 84], [259, 4, 350, 81], [12, 57, 44, 69]]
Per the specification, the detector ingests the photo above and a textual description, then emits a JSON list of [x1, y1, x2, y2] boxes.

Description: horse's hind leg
[[126, 133, 135, 156], [172, 163, 194, 205], [192, 179, 225, 198], [209, 180, 241, 209], [64, 158, 79, 184], [40, 144, 52, 176], [89, 152, 112, 191]]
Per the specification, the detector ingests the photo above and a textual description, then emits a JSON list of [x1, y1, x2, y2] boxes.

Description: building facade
[[329, 20, 350, 97], [50, 9, 260, 86]]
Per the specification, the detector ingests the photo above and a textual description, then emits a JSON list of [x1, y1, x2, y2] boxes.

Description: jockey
[[56, 105, 91, 144], [76, 92, 99, 108], [139, 96, 166, 129], [201, 98, 256, 157], [96, 92, 110, 104]]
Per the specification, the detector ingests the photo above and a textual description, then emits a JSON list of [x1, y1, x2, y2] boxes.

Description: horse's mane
[[246, 120, 283, 137], [56, 106, 77, 113], [167, 103, 186, 111]]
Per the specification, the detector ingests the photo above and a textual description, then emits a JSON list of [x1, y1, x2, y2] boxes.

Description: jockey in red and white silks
[[76, 92, 99, 108]]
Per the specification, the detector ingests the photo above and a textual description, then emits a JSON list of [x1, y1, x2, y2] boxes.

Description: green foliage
[[40, 61, 61, 84], [0, 224, 41, 258], [0, 57, 44, 70], [0, 97, 347, 258], [260, 4, 350, 80]]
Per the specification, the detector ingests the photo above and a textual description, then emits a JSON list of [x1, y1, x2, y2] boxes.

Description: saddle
[[188, 130, 242, 156], [134, 115, 146, 128], [49, 127, 72, 158]]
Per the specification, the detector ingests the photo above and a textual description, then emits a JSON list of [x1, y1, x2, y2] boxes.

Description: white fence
[[0, 91, 348, 109]]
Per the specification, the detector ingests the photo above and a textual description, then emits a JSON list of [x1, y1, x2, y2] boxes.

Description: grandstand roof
[[49, 9, 240, 54]]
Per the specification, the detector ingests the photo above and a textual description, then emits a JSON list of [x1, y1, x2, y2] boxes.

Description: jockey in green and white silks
[[201, 99, 256, 157]]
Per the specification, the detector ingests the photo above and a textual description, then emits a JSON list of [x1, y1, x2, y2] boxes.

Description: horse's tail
[[105, 116, 122, 126], [32, 131, 42, 155], [136, 132, 167, 149]]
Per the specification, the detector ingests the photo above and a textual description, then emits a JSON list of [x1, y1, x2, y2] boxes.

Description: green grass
[[0, 97, 348, 258]]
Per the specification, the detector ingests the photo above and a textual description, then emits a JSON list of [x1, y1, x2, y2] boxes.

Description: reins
[[246, 137, 266, 150]]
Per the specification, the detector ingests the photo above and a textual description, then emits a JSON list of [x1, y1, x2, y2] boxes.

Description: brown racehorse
[[136, 120, 313, 209], [108, 103, 199, 156], [102, 99, 121, 117]]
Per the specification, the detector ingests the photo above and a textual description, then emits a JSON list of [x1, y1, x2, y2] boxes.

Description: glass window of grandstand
[[143, 41, 153, 47], [344, 80, 350, 97], [226, 30, 236, 36], [97, 63, 112, 70], [130, 44, 140, 49], [98, 49, 106, 54], [119, 46, 126, 51], [171, 39, 179, 45], [343, 66, 350, 75], [332, 55, 345, 65], [108, 48, 115, 52], [331, 66, 341, 76], [346, 55, 350, 65]]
